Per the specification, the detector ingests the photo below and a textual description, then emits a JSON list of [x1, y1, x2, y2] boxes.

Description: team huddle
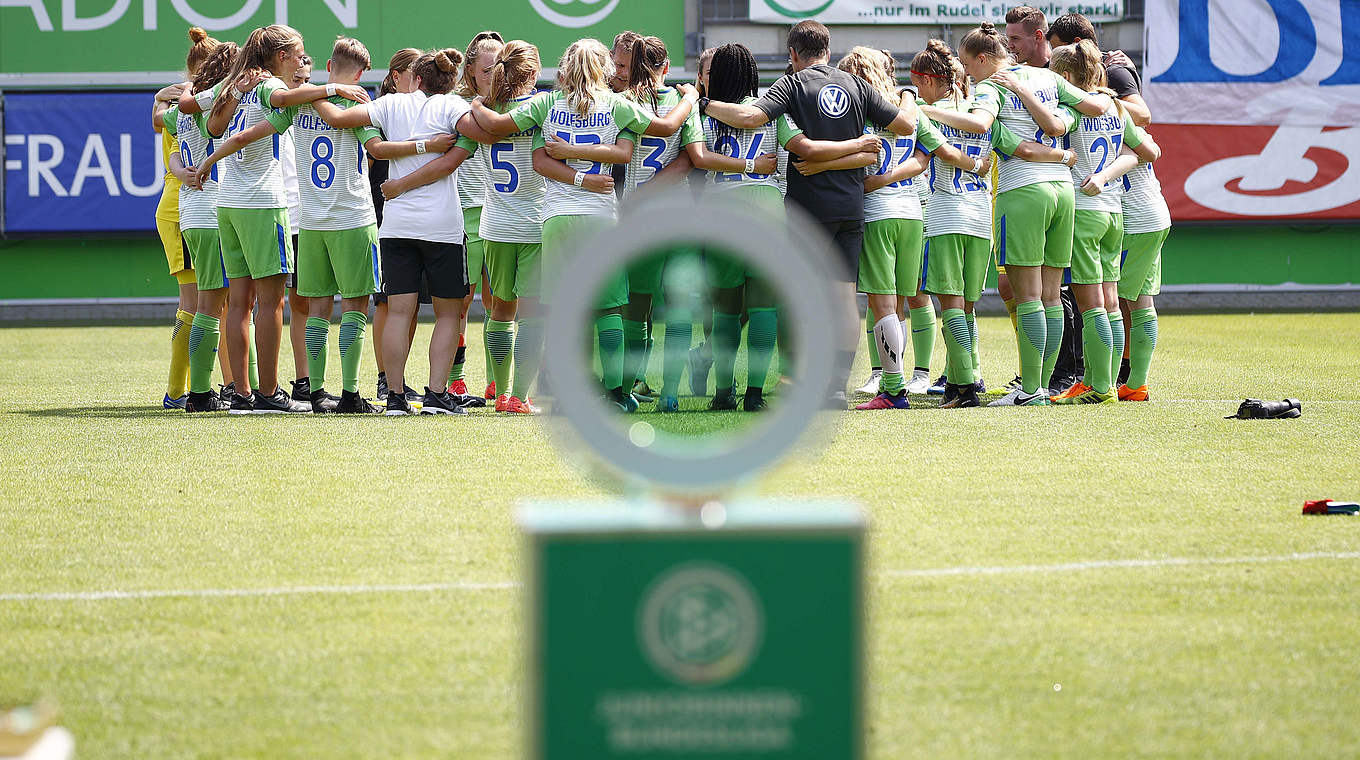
[[150, 5, 1169, 416]]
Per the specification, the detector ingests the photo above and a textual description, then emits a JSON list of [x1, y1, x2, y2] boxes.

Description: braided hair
[[707, 43, 760, 142]]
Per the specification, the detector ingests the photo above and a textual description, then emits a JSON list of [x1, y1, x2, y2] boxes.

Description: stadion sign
[[0, 0, 681, 76], [1146, 0, 1360, 221]]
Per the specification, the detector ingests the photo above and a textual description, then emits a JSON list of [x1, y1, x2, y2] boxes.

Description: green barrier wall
[[1, 225, 1356, 301]]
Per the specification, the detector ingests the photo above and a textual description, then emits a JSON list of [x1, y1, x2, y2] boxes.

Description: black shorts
[[818, 219, 864, 283], [286, 233, 300, 290], [372, 275, 431, 305], [380, 237, 468, 300]]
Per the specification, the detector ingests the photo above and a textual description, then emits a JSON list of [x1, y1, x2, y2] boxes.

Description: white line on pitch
[[882, 551, 1360, 578], [7, 552, 1360, 602], [0, 581, 518, 603]]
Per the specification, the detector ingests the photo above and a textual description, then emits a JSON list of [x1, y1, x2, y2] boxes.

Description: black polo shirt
[[752, 63, 900, 223]]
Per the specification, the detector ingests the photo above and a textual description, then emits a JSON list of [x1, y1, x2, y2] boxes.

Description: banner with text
[[1152, 123, 1360, 222], [1145, 0, 1360, 126], [3, 91, 163, 234], [0, 1, 682, 77], [751, 0, 1123, 24], [1145, 0, 1360, 221]]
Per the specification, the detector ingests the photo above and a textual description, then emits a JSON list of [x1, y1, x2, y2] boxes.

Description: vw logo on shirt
[[818, 84, 850, 118]]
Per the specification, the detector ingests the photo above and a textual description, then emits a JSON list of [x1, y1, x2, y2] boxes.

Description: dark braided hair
[[707, 43, 760, 142]]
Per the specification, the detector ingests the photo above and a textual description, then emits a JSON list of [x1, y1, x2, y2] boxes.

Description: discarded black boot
[[1226, 398, 1301, 419]]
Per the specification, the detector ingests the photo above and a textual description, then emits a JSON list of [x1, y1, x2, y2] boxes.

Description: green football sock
[[596, 313, 625, 390], [661, 311, 692, 397], [1081, 308, 1114, 394], [1016, 301, 1046, 394], [1041, 304, 1064, 389], [511, 316, 544, 400], [449, 333, 466, 385], [711, 311, 742, 391], [1108, 310, 1125, 387], [304, 317, 329, 391], [865, 310, 880, 370], [188, 312, 220, 394], [941, 308, 975, 386], [247, 317, 259, 392], [483, 314, 493, 390], [746, 308, 777, 392], [485, 319, 514, 395], [908, 304, 936, 372], [1128, 307, 1158, 389], [338, 311, 366, 393], [966, 312, 980, 375], [622, 318, 648, 391]]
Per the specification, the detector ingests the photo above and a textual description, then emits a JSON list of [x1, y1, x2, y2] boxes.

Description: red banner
[[1154, 123, 1360, 222]]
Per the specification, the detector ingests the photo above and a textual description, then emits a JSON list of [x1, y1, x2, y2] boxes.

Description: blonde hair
[[1051, 39, 1127, 121], [412, 47, 463, 95], [960, 21, 1012, 64], [458, 32, 504, 98], [911, 39, 967, 106], [216, 24, 302, 109], [557, 38, 613, 117], [380, 47, 421, 95], [185, 27, 219, 76], [489, 40, 541, 109], [330, 36, 370, 73], [192, 41, 238, 95], [837, 46, 895, 100]]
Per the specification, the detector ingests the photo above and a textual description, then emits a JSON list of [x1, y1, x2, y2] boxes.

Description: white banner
[[1145, 0, 1360, 126], [751, 0, 1123, 25]]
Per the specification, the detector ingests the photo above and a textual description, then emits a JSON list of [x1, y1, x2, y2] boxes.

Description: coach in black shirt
[[702, 20, 920, 401]]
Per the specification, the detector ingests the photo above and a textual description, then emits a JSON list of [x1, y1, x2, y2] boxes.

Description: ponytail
[[626, 36, 668, 112], [380, 47, 421, 96], [489, 40, 541, 109], [215, 24, 302, 110], [185, 26, 219, 76]]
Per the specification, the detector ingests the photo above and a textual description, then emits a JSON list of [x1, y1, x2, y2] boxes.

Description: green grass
[[2, 313, 1358, 758]]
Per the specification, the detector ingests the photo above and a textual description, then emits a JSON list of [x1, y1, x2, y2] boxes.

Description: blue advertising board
[[3, 91, 163, 234]]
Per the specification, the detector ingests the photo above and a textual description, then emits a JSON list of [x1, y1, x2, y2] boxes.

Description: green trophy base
[[519, 500, 864, 759]]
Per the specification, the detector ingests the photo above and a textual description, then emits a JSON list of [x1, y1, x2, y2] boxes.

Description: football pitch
[[2, 312, 1359, 758]]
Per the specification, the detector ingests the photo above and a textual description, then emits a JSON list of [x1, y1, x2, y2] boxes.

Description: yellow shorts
[[157, 216, 195, 283]]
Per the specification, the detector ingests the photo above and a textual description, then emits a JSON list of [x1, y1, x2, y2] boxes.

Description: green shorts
[[182, 228, 226, 291], [463, 206, 484, 288], [859, 218, 924, 296], [1119, 228, 1168, 301], [297, 225, 380, 299], [485, 240, 542, 301], [218, 207, 292, 280], [542, 213, 624, 309], [925, 233, 992, 302], [1071, 210, 1123, 285], [706, 248, 753, 290], [994, 181, 1075, 269]]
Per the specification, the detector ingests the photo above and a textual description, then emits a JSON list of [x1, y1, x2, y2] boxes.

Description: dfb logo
[[817, 84, 850, 119]]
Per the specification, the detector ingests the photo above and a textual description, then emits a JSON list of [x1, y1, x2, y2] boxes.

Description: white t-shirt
[[366, 90, 471, 243], [280, 129, 300, 232]]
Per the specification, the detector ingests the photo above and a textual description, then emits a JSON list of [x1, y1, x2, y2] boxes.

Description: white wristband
[[1061, 150, 1073, 165], [970, 157, 984, 173], [745, 158, 756, 174], [231, 86, 248, 100], [573, 171, 586, 187], [415, 140, 427, 155], [325, 83, 337, 97], [194, 90, 214, 110]]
